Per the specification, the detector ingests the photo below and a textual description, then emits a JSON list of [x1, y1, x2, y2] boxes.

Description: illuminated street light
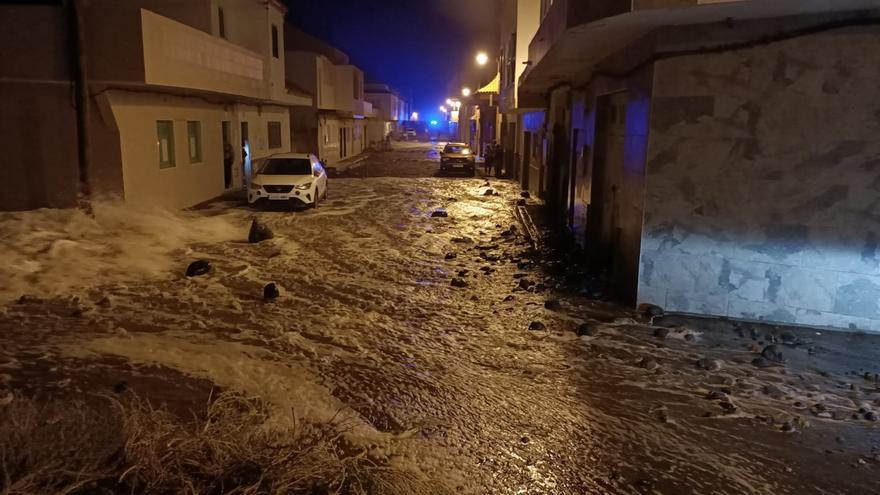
[[446, 98, 454, 106], [476, 52, 489, 66], [462, 87, 471, 97], [411, 112, 419, 121], [439, 106, 447, 113]]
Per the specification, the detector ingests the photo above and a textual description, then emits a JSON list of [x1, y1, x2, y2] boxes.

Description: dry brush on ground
[[0, 392, 444, 495]]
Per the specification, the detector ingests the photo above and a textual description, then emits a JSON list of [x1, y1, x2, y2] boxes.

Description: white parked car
[[248, 153, 328, 208]]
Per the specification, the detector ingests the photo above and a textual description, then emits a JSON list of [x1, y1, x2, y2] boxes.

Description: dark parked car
[[439, 142, 475, 176]]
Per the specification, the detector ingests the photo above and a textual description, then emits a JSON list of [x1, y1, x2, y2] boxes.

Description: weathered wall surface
[[639, 24, 880, 330]]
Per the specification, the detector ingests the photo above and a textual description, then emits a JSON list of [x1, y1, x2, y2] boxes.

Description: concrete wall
[[0, 3, 82, 210], [639, 23, 880, 331], [106, 91, 290, 209]]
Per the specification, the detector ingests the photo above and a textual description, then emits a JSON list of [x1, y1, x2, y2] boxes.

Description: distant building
[[285, 26, 397, 165], [509, 0, 880, 330], [0, 0, 311, 211], [364, 83, 409, 139]]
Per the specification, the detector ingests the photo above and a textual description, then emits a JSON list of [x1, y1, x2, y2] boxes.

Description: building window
[[218, 7, 226, 39], [271, 25, 279, 58], [187, 121, 202, 163], [157, 120, 175, 169], [267, 121, 282, 148]]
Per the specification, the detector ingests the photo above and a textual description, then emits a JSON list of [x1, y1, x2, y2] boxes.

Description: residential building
[[516, 0, 880, 331], [496, 0, 542, 181], [0, 0, 311, 211], [365, 83, 409, 140], [285, 26, 385, 165]]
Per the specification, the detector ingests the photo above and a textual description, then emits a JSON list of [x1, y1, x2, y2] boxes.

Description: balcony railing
[[141, 9, 266, 99]]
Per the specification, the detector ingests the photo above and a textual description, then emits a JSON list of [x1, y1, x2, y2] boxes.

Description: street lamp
[[446, 98, 454, 106], [475, 52, 489, 66], [462, 87, 471, 97], [439, 106, 447, 113], [410, 111, 419, 121]]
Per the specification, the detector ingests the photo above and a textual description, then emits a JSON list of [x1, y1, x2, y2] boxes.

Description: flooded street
[[2, 143, 880, 494]]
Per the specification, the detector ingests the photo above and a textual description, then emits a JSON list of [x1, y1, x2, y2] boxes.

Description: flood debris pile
[[0, 392, 446, 495]]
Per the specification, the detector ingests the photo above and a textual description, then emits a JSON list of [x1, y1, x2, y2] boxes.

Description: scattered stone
[[518, 279, 533, 290], [513, 273, 528, 279], [520, 191, 531, 198], [781, 421, 796, 432], [528, 321, 546, 331], [444, 252, 457, 260], [762, 384, 785, 398], [577, 323, 598, 337], [865, 411, 878, 422], [639, 358, 659, 371], [185, 260, 211, 277], [520, 436, 530, 444], [430, 209, 448, 218], [457, 269, 470, 277], [248, 218, 274, 243], [719, 401, 738, 413], [761, 345, 784, 363], [263, 282, 280, 299], [706, 390, 727, 401], [752, 357, 774, 368], [516, 261, 531, 270], [696, 358, 723, 371], [503, 295, 515, 302], [17, 295, 42, 304], [483, 189, 495, 196], [653, 328, 670, 339], [642, 304, 664, 318], [544, 299, 561, 310], [450, 278, 468, 288]]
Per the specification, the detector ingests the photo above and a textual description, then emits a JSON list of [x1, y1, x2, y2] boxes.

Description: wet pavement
[[2, 141, 880, 494]]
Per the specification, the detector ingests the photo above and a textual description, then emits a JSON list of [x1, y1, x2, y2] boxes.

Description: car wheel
[[313, 190, 319, 209]]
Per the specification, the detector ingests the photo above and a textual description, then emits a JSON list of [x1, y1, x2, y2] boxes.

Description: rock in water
[[263, 282, 280, 299], [544, 299, 561, 310], [431, 209, 448, 218], [577, 323, 598, 337], [653, 328, 670, 339], [483, 188, 495, 196], [520, 191, 530, 198], [761, 345, 784, 363], [450, 278, 468, 288], [641, 304, 664, 318], [248, 218, 274, 243], [528, 321, 546, 331], [186, 260, 211, 277], [696, 358, 723, 371], [444, 252, 457, 260]]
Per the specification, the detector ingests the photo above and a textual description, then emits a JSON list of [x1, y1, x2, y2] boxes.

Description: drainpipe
[[70, 0, 92, 214]]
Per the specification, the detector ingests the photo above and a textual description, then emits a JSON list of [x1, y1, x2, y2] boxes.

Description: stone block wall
[[638, 23, 880, 331]]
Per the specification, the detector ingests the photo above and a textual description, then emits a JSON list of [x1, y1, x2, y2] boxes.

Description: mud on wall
[[638, 22, 880, 331]]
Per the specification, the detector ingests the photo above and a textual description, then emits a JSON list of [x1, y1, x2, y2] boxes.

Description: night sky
[[283, 0, 497, 121]]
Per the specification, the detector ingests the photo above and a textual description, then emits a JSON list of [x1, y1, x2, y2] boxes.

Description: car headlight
[[249, 182, 262, 190], [295, 182, 312, 190]]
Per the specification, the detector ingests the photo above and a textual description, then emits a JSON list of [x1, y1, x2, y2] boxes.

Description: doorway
[[567, 129, 580, 228], [240, 122, 250, 188], [222, 121, 232, 189], [588, 91, 631, 299], [521, 131, 531, 191]]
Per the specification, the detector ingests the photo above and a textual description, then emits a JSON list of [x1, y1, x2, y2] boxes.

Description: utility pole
[[69, 0, 92, 214]]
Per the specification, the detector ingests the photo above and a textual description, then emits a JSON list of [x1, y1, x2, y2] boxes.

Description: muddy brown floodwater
[[1, 142, 879, 494]]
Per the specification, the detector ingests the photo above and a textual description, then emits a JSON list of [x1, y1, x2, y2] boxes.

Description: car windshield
[[444, 145, 470, 154], [259, 158, 312, 175]]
